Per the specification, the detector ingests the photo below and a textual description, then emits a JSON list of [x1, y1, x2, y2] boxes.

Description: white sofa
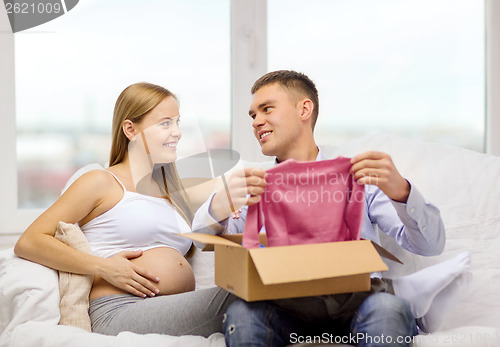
[[1, 133, 499, 346]]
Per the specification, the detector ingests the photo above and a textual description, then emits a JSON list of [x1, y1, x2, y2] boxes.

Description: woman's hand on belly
[[91, 247, 195, 300], [97, 249, 161, 298], [128, 247, 196, 295]]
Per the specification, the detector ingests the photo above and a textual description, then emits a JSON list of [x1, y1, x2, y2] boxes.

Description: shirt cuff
[[391, 180, 426, 224]]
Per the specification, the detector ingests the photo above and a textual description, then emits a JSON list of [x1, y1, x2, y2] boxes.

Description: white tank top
[[80, 170, 192, 258]]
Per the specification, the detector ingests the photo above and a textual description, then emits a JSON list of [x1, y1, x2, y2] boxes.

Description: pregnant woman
[[14, 82, 236, 336]]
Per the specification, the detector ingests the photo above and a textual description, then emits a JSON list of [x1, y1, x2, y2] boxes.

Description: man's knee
[[224, 300, 274, 331], [367, 293, 413, 318], [223, 300, 246, 335], [225, 299, 266, 322], [223, 299, 277, 346], [353, 293, 416, 346], [357, 293, 413, 323]]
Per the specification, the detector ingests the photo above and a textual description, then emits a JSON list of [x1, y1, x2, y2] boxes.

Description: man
[[194, 70, 447, 346]]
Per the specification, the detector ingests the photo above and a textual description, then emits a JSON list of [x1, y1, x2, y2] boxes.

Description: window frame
[[485, 0, 500, 154], [230, 0, 268, 163], [1, 0, 498, 236], [1, 7, 44, 236]]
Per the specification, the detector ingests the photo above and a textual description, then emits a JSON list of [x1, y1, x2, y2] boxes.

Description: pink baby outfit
[[242, 157, 365, 249]]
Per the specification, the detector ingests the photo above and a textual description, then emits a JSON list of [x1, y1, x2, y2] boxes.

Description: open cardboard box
[[180, 232, 401, 302]]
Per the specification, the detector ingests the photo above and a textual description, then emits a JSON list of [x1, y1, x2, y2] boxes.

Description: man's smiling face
[[249, 83, 304, 161]]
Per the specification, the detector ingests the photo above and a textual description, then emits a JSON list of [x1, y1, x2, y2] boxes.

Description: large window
[[2, 0, 497, 236], [15, 0, 230, 208], [268, 0, 485, 150]]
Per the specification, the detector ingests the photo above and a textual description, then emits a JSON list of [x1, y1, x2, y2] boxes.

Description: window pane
[[16, 0, 230, 208], [268, 0, 484, 151]]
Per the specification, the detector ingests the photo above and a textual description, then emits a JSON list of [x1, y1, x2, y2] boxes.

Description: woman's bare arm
[[181, 177, 220, 211], [14, 170, 160, 297]]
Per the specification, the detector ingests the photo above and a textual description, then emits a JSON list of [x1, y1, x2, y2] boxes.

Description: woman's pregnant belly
[[90, 247, 195, 300]]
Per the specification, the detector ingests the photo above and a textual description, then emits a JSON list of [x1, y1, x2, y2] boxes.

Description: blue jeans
[[223, 290, 417, 347]]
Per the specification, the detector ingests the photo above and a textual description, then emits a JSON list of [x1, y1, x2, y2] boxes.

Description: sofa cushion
[[54, 221, 93, 331]]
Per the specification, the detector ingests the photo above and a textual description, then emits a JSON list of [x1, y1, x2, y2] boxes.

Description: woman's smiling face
[[136, 96, 182, 164]]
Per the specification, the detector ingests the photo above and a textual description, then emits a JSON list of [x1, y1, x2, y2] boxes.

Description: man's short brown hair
[[251, 70, 319, 129]]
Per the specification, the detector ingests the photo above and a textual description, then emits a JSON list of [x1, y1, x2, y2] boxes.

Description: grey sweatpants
[[89, 287, 236, 337]]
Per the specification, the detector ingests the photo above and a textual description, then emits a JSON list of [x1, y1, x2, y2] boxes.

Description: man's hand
[[99, 250, 160, 298], [350, 151, 410, 203], [209, 167, 267, 221]]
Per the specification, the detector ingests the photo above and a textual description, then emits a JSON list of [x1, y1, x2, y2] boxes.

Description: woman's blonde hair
[[109, 82, 195, 256]]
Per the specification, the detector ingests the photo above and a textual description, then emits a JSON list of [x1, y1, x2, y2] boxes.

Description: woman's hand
[[209, 167, 267, 221], [350, 151, 410, 203], [99, 250, 160, 298]]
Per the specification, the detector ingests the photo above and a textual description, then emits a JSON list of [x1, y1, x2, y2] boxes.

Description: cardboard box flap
[[177, 232, 241, 248], [248, 240, 388, 285], [371, 241, 403, 264], [221, 233, 268, 246]]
